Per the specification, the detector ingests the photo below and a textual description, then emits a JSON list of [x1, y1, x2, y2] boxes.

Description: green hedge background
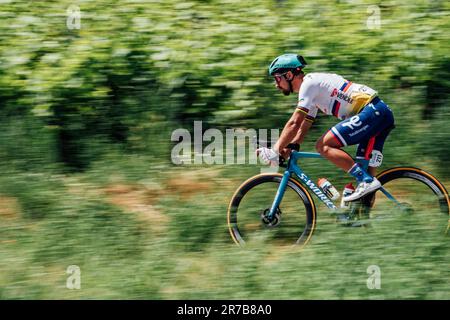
[[0, 0, 448, 299]]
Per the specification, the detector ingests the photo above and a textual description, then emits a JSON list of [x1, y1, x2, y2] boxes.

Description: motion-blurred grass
[[0, 0, 449, 299], [0, 157, 448, 299]]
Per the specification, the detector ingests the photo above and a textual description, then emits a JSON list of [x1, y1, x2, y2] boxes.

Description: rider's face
[[273, 72, 292, 96]]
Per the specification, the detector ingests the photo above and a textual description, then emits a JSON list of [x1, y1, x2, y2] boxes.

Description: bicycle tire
[[227, 173, 317, 247], [361, 167, 450, 232]]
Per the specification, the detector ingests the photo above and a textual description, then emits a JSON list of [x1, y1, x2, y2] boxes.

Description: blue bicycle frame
[[267, 151, 400, 219]]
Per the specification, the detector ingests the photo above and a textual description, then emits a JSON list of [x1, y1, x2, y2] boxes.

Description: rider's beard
[[276, 84, 291, 96]]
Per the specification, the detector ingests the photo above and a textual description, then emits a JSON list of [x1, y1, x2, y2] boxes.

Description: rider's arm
[[291, 118, 313, 144], [273, 110, 306, 153], [286, 74, 317, 147], [274, 75, 317, 153]]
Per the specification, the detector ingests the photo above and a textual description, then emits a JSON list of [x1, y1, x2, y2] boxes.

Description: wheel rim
[[367, 168, 449, 233], [228, 175, 315, 248]]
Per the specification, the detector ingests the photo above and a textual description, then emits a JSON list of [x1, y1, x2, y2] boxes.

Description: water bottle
[[340, 182, 355, 208], [318, 178, 340, 200]]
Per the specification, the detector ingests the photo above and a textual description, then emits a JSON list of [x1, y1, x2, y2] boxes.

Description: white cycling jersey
[[296, 72, 378, 122]]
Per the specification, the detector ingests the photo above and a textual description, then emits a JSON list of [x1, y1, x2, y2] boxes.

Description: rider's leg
[[317, 131, 375, 183], [351, 136, 378, 183], [329, 103, 391, 200], [353, 128, 391, 206], [315, 131, 354, 172], [356, 122, 395, 178], [346, 104, 394, 200]]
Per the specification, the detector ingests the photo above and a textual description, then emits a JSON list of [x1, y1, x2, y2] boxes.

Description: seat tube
[[268, 170, 290, 218]]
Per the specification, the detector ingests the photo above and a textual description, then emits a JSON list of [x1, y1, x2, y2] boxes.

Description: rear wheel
[[360, 167, 450, 233], [227, 173, 317, 248]]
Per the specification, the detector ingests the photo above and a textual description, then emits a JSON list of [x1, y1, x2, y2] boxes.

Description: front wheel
[[227, 173, 317, 248], [361, 167, 450, 233]]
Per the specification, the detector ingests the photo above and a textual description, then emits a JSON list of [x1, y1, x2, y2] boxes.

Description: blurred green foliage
[[0, 0, 448, 171], [0, 0, 449, 299]]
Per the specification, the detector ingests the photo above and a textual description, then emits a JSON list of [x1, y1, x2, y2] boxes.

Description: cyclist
[[257, 53, 395, 202]]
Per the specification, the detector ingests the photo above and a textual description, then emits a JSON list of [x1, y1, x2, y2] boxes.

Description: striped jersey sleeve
[[296, 76, 318, 122]]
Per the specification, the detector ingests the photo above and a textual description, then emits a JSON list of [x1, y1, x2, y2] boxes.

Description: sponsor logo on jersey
[[331, 88, 353, 104]]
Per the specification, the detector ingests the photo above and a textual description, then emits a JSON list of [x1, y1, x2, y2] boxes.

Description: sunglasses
[[273, 72, 289, 84]]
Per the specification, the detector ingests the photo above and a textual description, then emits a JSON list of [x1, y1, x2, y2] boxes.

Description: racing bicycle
[[227, 141, 449, 248]]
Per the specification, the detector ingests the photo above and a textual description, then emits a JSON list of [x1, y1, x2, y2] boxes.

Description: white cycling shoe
[[342, 178, 381, 202]]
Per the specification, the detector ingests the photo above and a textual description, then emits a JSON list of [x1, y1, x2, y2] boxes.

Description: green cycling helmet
[[268, 54, 307, 76]]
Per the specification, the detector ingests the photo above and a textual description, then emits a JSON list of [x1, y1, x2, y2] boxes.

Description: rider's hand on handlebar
[[279, 148, 292, 160], [256, 147, 279, 166]]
